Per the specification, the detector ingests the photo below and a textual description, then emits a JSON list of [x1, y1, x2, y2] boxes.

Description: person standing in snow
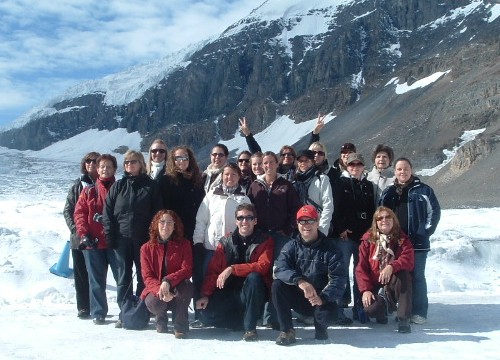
[[63, 151, 100, 319], [379, 157, 441, 325]]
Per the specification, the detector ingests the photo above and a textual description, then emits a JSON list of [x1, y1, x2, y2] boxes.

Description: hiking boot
[[243, 330, 259, 342], [77, 309, 90, 319], [93, 316, 106, 325], [174, 331, 186, 339], [411, 315, 427, 324], [275, 329, 296, 346], [115, 319, 122, 328], [314, 326, 328, 340], [398, 319, 411, 333]]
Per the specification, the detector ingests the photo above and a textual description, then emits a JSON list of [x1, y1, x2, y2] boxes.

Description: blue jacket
[[274, 231, 347, 304], [379, 176, 441, 251]]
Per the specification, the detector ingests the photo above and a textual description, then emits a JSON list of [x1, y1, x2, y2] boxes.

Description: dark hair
[[222, 162, 242, 178], [96, 154, 118, 170], [235, 203, 257, 218], [147, 210, 185, 245], [80, 152, 100, 174], [368, 207, 401, 244], [394, 157, 413, 169], [213, 143, 229, 156], [279, 145, 296, 158], [372, 144, 395, 165], [165, 145, 202, 187], [238, 150, 252, 159]]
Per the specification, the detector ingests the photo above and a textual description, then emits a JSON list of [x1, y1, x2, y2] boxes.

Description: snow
[[488, 4, 500, 22], [417, 128, 486, 176], [390, 70, 452, 94], [0, 117, 499, 358]]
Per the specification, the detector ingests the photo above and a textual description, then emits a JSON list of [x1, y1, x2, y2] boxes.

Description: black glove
[[78, 235, 92, 250]]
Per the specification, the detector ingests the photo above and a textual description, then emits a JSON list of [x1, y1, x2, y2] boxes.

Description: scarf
[[394, 175, 413, 196], [150, 161, 165, 179], [294, 166, 317, 205], [372, 233, 395, 271]]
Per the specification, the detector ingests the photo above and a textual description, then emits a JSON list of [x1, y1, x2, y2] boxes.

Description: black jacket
[[274, 231, 347, 304], [63, 174, 95, 249], [103, 173, 162, 248], [332, 175, 375, 241], [159, 173, 205, 241]]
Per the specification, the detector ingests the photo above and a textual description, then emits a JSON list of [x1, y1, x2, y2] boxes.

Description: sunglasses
[[85, 158, 97, 164], [280, 153, 294, 158], [175, 156, 189, 162], [151, 149, 166, 154], [376, 215, 393, 221], [238, 158, 250, 163], [312, 151, 325, 156], [211, 153, 225, 158], [236, 215, 255, 222], [124, 159, 139, 165], [297, 219, 316, 225]]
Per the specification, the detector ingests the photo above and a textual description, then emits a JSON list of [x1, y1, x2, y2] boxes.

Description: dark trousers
[[72, 249, 90, 312], [114, 238, 145, 308], [144, 280, 193, 333], [335, 238, 361, 310], [363, 270, 413, 321], [201, 272, 266, 331], [272, 279, 338, 332], [412, 251, 428, 317]]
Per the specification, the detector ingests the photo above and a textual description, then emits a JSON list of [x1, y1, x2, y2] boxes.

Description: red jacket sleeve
[[200, 243, 227, 297], [232, 237, 273, 278], [165, 239, 193, 288], [74, 190, 91, 239], [140, 242, 162, 299], [390, 232, 415, 273], [355, 234, 376, 293]]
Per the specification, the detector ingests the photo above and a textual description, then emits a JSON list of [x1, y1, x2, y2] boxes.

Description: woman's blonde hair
[[124, 150, 147, 174], [367, 206, 401, 243], [146, 139, 168, 175]]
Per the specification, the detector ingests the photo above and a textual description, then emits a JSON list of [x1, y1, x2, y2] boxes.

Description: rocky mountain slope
[[0, 0, 499, 207]]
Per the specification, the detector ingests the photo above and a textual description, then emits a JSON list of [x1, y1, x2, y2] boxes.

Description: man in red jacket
[[195, 203, 274, 341]]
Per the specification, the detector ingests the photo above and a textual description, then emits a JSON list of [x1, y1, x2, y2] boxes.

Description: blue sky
[[0, 0, 263, 127]]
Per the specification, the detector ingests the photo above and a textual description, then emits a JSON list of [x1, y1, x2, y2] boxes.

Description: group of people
[[63, 115, 441, 344]]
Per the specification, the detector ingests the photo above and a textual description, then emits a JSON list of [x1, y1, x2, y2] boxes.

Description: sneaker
[[93, 316, 106, 325], [398, 319, 412, 333], [296, 314, 315, 325], [314, 326, 328, 340], [174, 331, 186, 339], [275, 329, 296, 346], [243, 330, 259, 342], [77, 309, 90, 319], [411, 315, 427, 325], [115, 319, 123, 328]]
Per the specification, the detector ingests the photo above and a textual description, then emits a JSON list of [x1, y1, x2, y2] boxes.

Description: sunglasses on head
[[85, 158, 97, 164], [151, 149, 166, 154], [236, 215, 255, 222], [297, 219, 316, 225]]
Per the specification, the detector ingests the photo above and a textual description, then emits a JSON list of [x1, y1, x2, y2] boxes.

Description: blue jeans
[[83, 248, 119, 317], [201, 272, 266, 331], [412, 250, 428, 317], [113, 238, 145, 308], [335, 238, 361, 311]]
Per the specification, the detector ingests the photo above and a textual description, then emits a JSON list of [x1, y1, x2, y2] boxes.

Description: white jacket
[[193, 186, 251, 250], [367, 166, 395, 205]]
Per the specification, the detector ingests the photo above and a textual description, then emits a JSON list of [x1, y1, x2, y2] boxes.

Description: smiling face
[[97, 159, 116, 180], [237, 154, 251, 172], [158, 213, 175, 241], [395, 160, 412, 184], [223, 167, 240, 187], [262, 155, 278, 179], [150, 142, 167, 164], [210, 146, 227, 168], [235, 209, 257, 237], [309, 144, 326, 166], [124, 156, 141, 176], [347, 161, 364, 179], [251, 156, 264, 176], [375, 151, 390, 170], [297, 217, 319, 242], [297, 156, 314, 173], [85, 157, 98, 178], [376, 210, 394, 235], [174, 149, 189, 172]]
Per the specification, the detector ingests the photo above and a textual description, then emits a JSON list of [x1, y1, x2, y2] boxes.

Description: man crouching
[[273, 205, 347, 345], [195, 203, 273, 341]]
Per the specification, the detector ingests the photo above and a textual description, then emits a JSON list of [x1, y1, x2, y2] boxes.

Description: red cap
[[296, 205, 319, 220]]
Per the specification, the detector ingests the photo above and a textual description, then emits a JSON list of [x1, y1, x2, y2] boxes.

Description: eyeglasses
[[280, 153, 294, 158], [312, 151, 325, 156], [211, 153, 225, 158], [159, 220, 175, 226], [85, 159, 97, 164], [174, 156, 189, 162], [376, 215, 393, 221], [297, 219, 317, 225], [124, 159, 139, 165], [236, 215, 255, 222], [238, 158, 250, 163], [151, 149, 166, 154], [348, 162, 363, 167]]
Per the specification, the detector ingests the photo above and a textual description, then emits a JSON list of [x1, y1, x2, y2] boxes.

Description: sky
[[0, 115, 499, 359], [0, 0, 264, 127]]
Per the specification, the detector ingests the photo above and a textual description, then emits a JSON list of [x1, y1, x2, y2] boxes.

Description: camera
[[78, 236, 99, 250], [93, 213, 103, 223]]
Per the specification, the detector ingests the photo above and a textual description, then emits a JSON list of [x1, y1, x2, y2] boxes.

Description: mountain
[[0, 0, 499, 207]]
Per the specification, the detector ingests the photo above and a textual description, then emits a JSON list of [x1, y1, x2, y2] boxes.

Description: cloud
[[0, 0, 263, 126]]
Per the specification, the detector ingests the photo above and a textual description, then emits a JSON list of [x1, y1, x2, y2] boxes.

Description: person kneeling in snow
[[355, 206, 414, 333], [195, 203, 273, 341]]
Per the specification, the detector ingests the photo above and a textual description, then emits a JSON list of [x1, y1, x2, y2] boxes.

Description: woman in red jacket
[[140, 210, 193, 338], [355, 206, 414, 333]]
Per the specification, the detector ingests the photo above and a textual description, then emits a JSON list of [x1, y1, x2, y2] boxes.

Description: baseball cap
[[296, 205, 319, 220], [346, 153, 365, 165]]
